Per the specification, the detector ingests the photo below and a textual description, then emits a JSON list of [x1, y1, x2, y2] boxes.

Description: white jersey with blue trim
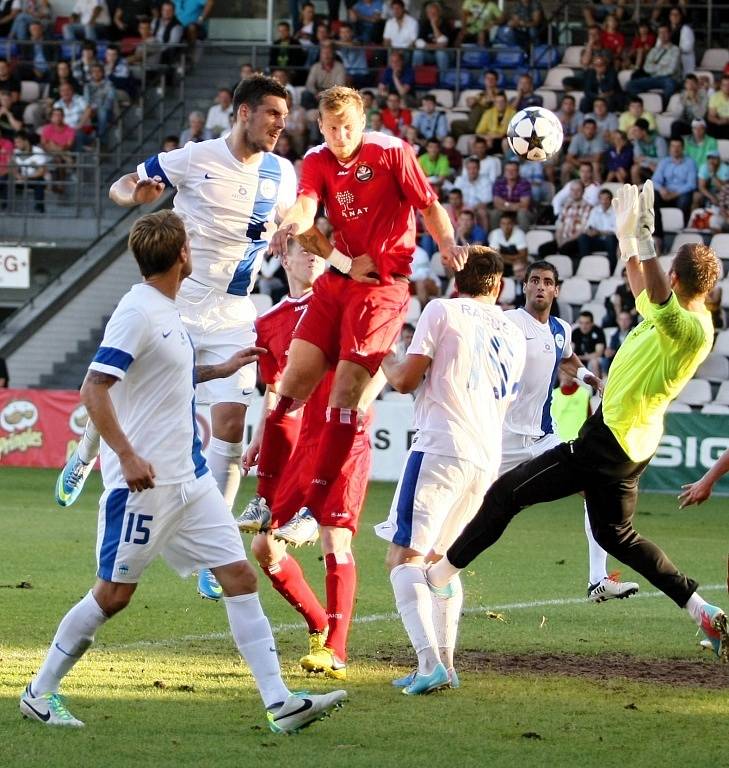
[[407, 298, 526, 472], [502, 308, 573, 439], [88, 283, 208, 490], [137, 139, 297, 296]]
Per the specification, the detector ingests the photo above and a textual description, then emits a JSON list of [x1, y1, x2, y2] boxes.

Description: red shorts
[[271, 433, 372, 533], [294, 270, 410, 376]]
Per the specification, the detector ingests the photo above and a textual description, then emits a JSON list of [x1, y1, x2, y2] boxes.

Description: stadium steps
[[38, 323, 108, 390], [183, 45, 256, 114]]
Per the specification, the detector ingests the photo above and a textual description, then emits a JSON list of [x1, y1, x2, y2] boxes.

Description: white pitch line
[[96, 582, 727, 653]]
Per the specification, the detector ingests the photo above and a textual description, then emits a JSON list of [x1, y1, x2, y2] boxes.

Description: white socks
[[390, 564, 441, 675], [685, 592, 709, 625], [77, 420, 100, 464], [32, 591, 109, 695], [432, 573, 462, 670], [427, 556, 461, 589], [208, 437, 243, 509], [223, 593, 290, 710], [584, 500, 608, 585]]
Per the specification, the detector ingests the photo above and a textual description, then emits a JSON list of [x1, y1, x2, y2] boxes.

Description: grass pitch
[[1, 467, 728, 768]]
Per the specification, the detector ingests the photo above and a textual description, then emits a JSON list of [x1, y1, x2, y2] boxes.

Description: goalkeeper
[[427, 181, 729, 659]]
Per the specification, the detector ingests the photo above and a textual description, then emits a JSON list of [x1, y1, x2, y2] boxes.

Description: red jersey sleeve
[[391, 141, 437, 211], [254, 318, 280, 386], [297, 147, 326, 201]]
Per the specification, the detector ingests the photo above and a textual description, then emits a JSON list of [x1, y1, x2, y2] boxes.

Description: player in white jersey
[[375, 247, 526, 695], [57, 75, 296, 598], [501, 260, 638, 602], [21, 212, 346, 733]]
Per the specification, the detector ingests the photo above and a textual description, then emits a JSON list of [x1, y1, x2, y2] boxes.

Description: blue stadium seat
[[531, 44, 560, 68], [0, 38, 18, 58], [61, 42, 79, 60], [440, 69, 471, 89], [461, 49, 491, 68], [492, 47, 527, 68]]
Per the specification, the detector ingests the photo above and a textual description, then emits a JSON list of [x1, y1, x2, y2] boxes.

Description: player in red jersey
[[239, 240, 380, 680], [241, 85, 467, 557]]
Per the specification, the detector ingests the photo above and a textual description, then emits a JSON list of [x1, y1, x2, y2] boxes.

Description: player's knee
[[94, 584, 134, 616], [217, 560, 258, 595]]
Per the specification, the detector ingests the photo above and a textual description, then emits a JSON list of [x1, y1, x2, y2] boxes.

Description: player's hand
[[440, 243, 468, 271], [349, 253, 380, 284], [612, 184, 640, 262], [119, 451, 156, 492], [219, 346, 267, 378], [584, 372, 604, 393], [269, 223, 299, 257], [242, 437, 260, 475], [132, 176, 166, 205], [678, 477, 713, 509]]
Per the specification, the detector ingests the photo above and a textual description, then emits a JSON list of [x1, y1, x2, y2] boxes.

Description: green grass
[[1, 467, 728, 767]]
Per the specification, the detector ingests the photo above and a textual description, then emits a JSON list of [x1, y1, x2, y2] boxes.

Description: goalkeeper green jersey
[[602, 289, 713, 462]]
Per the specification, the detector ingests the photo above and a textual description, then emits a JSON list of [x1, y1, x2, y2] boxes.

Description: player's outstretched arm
[[295, 223, 379, 284], [679, 447, 729, 508], [269, 196, 319, 257], [421, 200, 468, 271], [80, 370, 156, 491], [195, 346, 266, 383], [243, 383, 277, 474], [109, 172, 166, 207], [637, 181, 671, 306], [380, 350, 431, 394]]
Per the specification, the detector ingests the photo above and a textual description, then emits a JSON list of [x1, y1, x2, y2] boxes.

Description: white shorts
[[499, 431, 562, 475], [95, 472, 247, 583], [375, 450, 492, 556], [177, 279, 257, 406]]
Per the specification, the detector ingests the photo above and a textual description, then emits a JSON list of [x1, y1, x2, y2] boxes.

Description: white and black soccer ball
[[506, 106, 564, 162]]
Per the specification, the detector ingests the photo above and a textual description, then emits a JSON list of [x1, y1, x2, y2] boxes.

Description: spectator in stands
[[367, 110, 391, 135], [572, 310, 606, 376], [707, 74, 729, 141], [179, 109, 211, 144], [112, 0, 156, 39], [629, 117, 667, 183], [450, 69, 500, 139], [72, 42, 99, 87], [40, 107, 76, 190], [270, 21, 305, 71], [336, 23, 369, 86], [382, 0, 418, 49], [12, 128, 46, 212], [6, 0, 51, 40], [453, 155, 491, 227], [684, 119, 718, 171], [0, 59, 20, 101], [581, 53, 621, 113], [443, 186, 464, 228], [458, 0, 501, 45], [174, 0, 214, 46], [652, 136, 697, 224], [561, 118, 607, 186], [625, 19, 656, 72], [126, 17, 163, 79], [381, 92, 412, 138], [538, 180, 592, 260], [440, 134, 462, 174], [605, 129, 633, 183], [626, 23, 681, 109], [607, 268, 637, 324], [349, 0, 384, 43], [491, 159, 533, 230], [418, 137, 451, 193], [294, 2, 317, 47], [556, 94, 583, 145], [475, 90, 514, 155], [413, 93, 447, 142], [599, 14, 624, 62], [455, 208, 487, 246], [152, 0, 184, 71], [63, 0, 111, 42], [377, 50, 415, 105], [412, 1, 455, 72], [104, 44, 136, 100], [668, 7, 695, 75], [0, 131, 12, 207], [577, 187, 618, 270], [519, 157, 548, 205], [670, 74, 709, 138], [84, 62, 116, 144], [583, 0, 625, 26], [602, 310, 633, 373], [488, 211, 527, 274], [578, 24, 604, 70], [585, 96, 618, 141], [470, 134, 501, 183], [410, 244, 440, 308], [274, 131, 299, 163], [510, 73, 542, 111], [496, 0, 545, 48], [53, 81, 92, 135], [204, 87, 233, 138], [697, 151, 728, 209], [17, 19, 55, 83], [302, 41, 346, 109], [554, 160, 600, 216], [162, 134, 179, 151], [619, 95, 656, 135], [0, 88, 22, 137], [305, 21, 333, 68]]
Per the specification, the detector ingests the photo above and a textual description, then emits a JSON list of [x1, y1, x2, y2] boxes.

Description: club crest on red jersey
[[355, 164, 373, 182]]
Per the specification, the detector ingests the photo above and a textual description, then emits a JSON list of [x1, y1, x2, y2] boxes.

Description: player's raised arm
[[109, 171, 166, 207], [637, 181, 671, 306], [381, 351, 432, 394], [269, 196, 319, 256], [421, 200, 468, 271], [80, 370, 155, 491]]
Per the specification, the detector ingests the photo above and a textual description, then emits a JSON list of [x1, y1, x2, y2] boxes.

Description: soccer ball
[[506, 107, 564, 162]]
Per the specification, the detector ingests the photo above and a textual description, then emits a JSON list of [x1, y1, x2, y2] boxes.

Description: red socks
[[325, 552, 357, 661], [256, 396, 303, 505], [262, 555, 327, 634], [303, 407, 357, 514]]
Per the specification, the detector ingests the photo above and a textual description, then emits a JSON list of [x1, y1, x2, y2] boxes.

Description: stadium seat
[[718, 139, 729, 162], [700, 48, 729, 71], [493, 47, 527, 68], [541, 66, 574, 90], [656, 114, 673, 139], [718, 278, 729, 309], [714, 380, 729, 405], [576, 255, 610, 282], [559, 277, 592, 306], [676, 378, 712, 406], [664, 93, 683, 116], [405, 296, 421, 324], [445, 110, 465, 128], [666, 401, 692, 413], [456, 89, 481, 110], [579, 301, 607, 324], [710, 233, 729, 254], [414, 65, 439, 87], [534, 88, 558, 111], [428, 88, 455, 109], [593, 277, 622, 302], [544, 253, 573, 278], [714, 329, 729, 356], [429, 251, 447, 278], [440, 69, 471, 89], [669, 232, 705, 254], [500, 276, 516, 304], [461, 49, 491, 68], [567, 90, 584, 105], [617, 69, 633, 90], [560, 46, 583, 67], [639, 93, 663, 114], [526, 229, 555, 256], [702, 403, 729, 415], [456, 134, 475, 155], [20, 80, 45, 102], [599, 181, 622, 197], [660, 207, 684, 233], [250, 293, 273, 315], [532, 44, 560, 68], [657, 254, 674, 273], [696, 352, 729, 382]]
